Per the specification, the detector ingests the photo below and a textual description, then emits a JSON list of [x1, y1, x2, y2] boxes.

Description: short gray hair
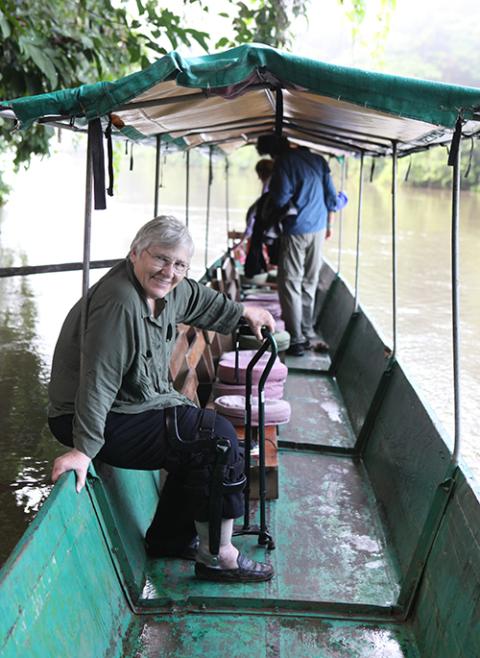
[[129, 215, 194, 257]]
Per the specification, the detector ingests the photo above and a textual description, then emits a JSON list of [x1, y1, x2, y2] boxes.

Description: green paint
[[123, 615, 420, 658], [2, 264, 480, 657], [0, 473, 131, 658]]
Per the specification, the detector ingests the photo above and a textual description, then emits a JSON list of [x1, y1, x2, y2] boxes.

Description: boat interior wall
[[91, 462, 161, 601], [361, 361, 452, 578], [333, 310, 390, 438], [314, 274, 355, 358], [412, 469, 480, 658], [0, 473, 132, 658], [313, 261, 337, 319]]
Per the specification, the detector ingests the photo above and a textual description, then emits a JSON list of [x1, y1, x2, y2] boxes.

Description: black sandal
[[195, 552, 274, 583]]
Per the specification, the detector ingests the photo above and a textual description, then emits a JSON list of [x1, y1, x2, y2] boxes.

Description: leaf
[[23, 42, 59, 88], [0, 10, 11, 39], [215, 36, 230, 48]]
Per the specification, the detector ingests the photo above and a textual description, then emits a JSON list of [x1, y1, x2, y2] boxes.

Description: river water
[[1, 134, 479, 565]]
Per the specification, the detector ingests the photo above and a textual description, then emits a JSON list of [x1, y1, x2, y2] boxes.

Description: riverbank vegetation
[[0, 0, 477, 203]]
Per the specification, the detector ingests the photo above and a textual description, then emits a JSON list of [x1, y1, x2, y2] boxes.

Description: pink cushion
[[246, 300, 282, 319], [218, 351, 288, 385], [244, 292, 279, 302], [212, 379, 285, 400], [214, 395, 291, 426]]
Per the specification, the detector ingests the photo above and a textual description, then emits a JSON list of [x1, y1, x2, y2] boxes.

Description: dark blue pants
[[48, 406, 244, 551]]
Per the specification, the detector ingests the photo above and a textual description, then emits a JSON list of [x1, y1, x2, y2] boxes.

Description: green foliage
[[404, 144, 480, 191], [0, 0, 134, 203], [216, 1, 308, 49], [368, 140, 480, 192], [0, 0, 311, 204]]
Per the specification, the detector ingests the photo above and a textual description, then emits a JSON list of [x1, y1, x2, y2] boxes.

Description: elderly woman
[[49, 215, 275, 583]]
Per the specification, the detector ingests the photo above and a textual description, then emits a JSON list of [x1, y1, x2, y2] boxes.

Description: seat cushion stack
[[213, 349, 291, 427], [214, 395, 291, 427]]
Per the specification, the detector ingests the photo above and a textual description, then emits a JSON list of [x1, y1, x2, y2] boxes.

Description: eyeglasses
[[145, 249, 190, 275]]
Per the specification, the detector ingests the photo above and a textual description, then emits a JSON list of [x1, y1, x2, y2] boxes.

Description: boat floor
[[124, 357, 420, 657], [123, 614, 419, 657]]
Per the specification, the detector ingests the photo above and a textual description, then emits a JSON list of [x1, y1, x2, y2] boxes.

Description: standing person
[[243, 158, 276, 277], [48, 215, 275, 583], [232, 158, 274, 269], [256, 135, 338, 356]]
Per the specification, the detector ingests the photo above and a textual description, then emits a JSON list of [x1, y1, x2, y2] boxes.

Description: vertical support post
[[80, 125, 94, 360], [204, 146, 213, 270], [391, 142, 398, 359], [336, 156, 346, 275], [396, 122, 463, 619], [225, 156, 230, 250], [451, 127, 462, 465], [185, 149, 190, 228], [353, 152, 364, 312], [153, 135, 161, 217]]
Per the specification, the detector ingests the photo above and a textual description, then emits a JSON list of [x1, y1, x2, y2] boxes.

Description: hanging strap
[[105, 116, 114, 197], [130, 142, 134, 171], [275, 87, 283, 136], [404, 155, 412, 182], [448, 116, 463, 167], [464, 136, 474, 178], [88, 119, 106, 210]]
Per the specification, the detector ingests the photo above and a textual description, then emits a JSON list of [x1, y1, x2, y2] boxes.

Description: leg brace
[[164, 407, 246, 557]]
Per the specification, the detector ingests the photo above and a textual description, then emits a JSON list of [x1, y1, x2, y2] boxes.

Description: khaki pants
[[277, 230, 326, 346]]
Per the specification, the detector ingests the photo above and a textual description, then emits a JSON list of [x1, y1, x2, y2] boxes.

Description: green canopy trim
[[3, 44, 480, 155]]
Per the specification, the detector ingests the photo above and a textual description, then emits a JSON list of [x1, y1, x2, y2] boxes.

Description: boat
[[1, 44, 480, 657]]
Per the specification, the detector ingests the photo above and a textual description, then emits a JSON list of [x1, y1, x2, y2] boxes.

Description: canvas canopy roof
[[2, 43, 480, 158]]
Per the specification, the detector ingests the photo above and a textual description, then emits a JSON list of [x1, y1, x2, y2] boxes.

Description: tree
[[0, 0, 397, 204]]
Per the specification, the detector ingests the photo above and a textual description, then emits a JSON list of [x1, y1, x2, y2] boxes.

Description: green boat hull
[[1, 263, 479, 658]]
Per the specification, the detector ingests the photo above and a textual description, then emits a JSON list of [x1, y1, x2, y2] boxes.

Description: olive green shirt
[[48, 259, 243, 458]]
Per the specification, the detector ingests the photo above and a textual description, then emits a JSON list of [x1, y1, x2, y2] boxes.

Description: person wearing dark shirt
[[256, 135, 338, 356], [49, 215, 275, 583]]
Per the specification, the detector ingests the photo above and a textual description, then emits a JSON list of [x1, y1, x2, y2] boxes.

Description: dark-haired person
[[256, 135, 338, 356]]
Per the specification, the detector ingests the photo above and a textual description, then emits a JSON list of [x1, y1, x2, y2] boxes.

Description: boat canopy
[[2, 43, 480, 157]]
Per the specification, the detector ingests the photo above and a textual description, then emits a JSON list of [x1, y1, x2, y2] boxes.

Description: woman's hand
[[51, 448, 92, 493], [242, 305, 276, 340]]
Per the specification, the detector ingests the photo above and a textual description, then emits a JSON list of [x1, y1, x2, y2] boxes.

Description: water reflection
[[0, 244, 64, 564]]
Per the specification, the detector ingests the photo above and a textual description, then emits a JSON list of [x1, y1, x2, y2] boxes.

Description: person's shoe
[[286, 342, 305, 357], [304, 338, 329, 353], [195, 552, 274, 583], [313, 340, 329, 353], [146, 536, 199, 561]]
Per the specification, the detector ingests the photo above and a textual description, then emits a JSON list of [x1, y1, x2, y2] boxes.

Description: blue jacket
[[268, 148, 337, 235]]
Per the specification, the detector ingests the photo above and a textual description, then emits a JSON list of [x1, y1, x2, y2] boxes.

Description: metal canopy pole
[[80, 125, 94, 359], [336, 156, 346, 275], [185, 150, 190, 227], [391, 142, 398, 359], [225, 156, 230, 251], [353, 152, 365, 312], [204, 146, 214, 270], [396, 125, 463, 619], [451, 133, 462, 465], [153, 135, 161, 217]]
